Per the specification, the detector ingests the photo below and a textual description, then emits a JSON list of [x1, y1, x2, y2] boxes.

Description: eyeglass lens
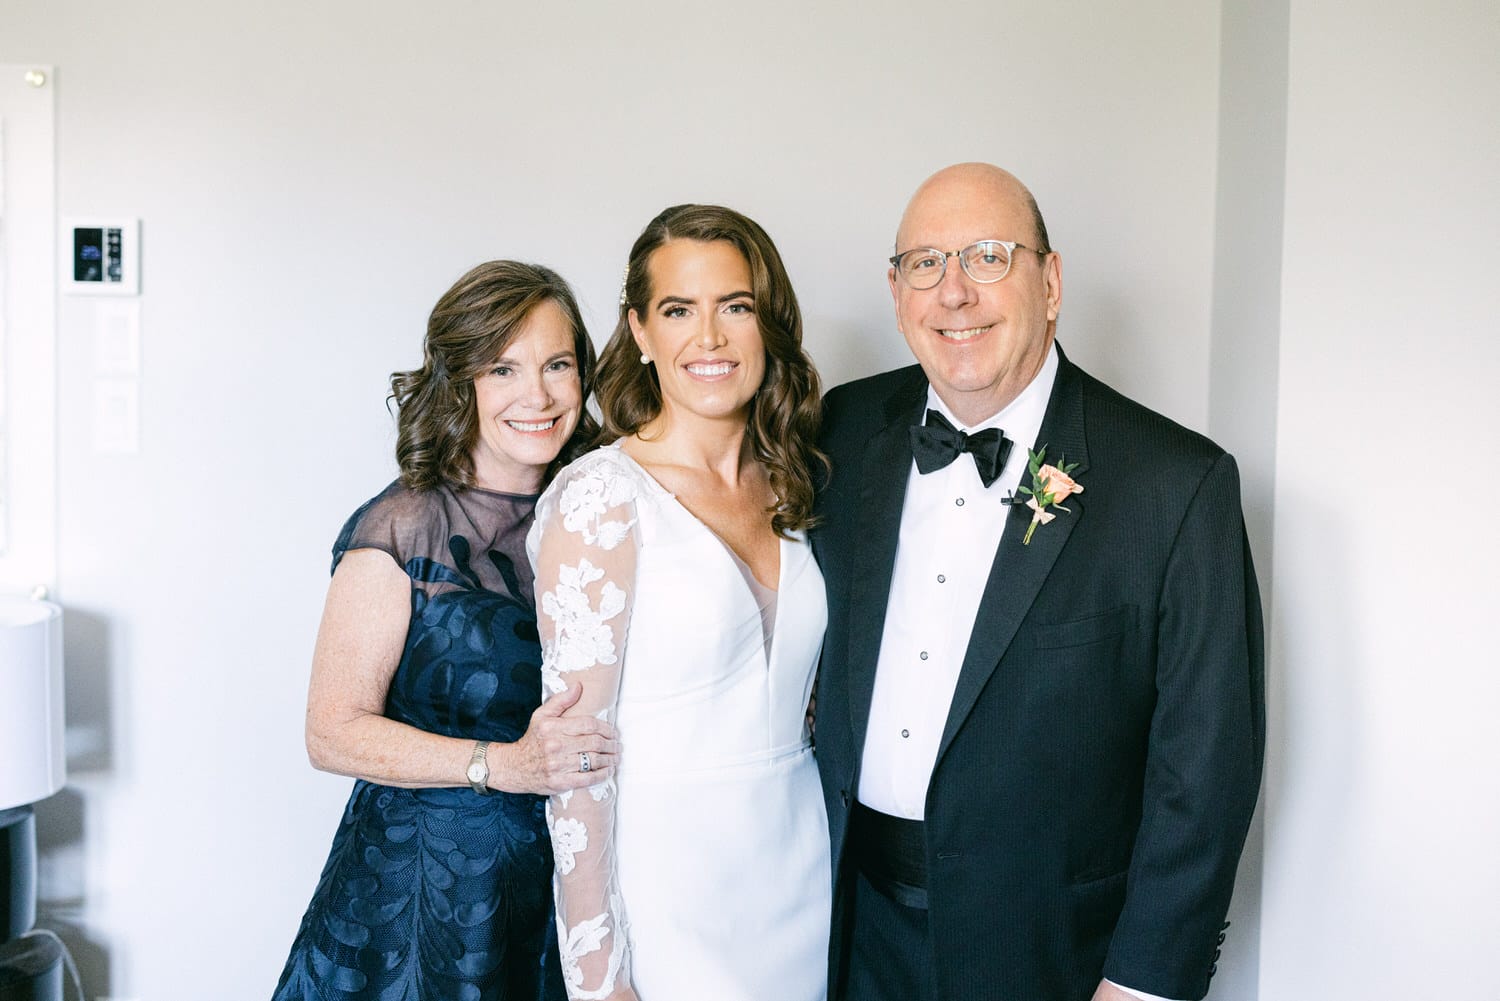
[[898, 241, 1013, 289]]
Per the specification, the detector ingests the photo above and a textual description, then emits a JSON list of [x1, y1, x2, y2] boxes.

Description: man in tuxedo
[[811, 163, 1264, 1001]]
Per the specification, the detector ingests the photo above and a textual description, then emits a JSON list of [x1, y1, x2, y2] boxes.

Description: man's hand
[[1091, 980, 1140, 1001], [1092, 979, 1180, 1001]]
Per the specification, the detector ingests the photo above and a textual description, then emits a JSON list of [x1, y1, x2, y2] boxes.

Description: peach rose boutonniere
[[1017, 446, 1083, 545]]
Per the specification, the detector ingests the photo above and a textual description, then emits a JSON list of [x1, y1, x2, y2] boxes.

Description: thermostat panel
[[65, 218, 139, 295]]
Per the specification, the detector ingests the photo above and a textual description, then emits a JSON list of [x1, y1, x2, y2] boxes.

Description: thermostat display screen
[[73, 227, 124, 283], [65, 219, 139, 295]]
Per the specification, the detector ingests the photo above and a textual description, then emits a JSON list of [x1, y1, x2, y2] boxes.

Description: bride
[[528, 204, 830, 1000]]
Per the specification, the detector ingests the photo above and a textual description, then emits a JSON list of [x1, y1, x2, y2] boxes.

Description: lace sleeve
[[531, 460, 639, 1000]]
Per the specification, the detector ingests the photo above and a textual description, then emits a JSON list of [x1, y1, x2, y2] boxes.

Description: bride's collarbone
[[640, 464, 780, 586]]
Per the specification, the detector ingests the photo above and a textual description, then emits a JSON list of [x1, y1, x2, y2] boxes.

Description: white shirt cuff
[[1106, 980, 1185, 1001]]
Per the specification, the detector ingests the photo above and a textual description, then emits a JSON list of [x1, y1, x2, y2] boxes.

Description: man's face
[[889, 168, 1062, 426]]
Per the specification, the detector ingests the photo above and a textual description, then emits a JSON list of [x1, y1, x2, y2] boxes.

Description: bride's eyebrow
[[652, 291, 753, 310]]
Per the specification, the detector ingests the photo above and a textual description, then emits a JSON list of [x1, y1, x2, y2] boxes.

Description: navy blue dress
[[273, 481, 565, 1001]]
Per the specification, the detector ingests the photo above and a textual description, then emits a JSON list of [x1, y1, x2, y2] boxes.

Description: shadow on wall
[[34, 607, 115, 996], [1259, 491, 1360, 988], [1211, 452, 1277, 1000]]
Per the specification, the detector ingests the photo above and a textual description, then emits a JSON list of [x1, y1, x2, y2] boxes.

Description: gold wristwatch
[[466, 741, 491, 795]]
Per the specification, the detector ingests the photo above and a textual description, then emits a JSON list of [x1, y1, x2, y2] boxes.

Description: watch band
[[467, 740, 491, 795]]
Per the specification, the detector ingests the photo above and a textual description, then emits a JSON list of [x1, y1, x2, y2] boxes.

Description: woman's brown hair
[[390, 260, 598, 491], [596, 204, 825, 536]]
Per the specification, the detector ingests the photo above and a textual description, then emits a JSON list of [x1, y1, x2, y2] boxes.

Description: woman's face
[[470, 299, 583, 493], [629, 239, 766, 429]]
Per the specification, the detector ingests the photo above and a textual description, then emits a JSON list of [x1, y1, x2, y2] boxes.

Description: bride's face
[[629, 239, 766, 428]]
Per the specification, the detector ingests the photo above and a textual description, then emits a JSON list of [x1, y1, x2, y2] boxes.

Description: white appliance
[[0, 598, 65, 811]]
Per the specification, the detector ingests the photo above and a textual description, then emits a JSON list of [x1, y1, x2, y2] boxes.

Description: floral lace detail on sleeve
[[558, 469, 638, 549], [530, 454, 641, 1000], [549, 814, 588, 876], [559, 891, 630, 1000], [539, 559, 627, 696]]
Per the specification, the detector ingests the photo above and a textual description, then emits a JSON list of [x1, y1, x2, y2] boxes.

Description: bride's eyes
[[657, 298, 752, 319]]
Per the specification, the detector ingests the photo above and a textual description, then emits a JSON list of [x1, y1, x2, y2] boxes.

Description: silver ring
[[579, 752, 591, 774]]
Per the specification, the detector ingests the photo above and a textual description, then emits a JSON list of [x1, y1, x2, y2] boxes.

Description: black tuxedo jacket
[[811, 348, 1265, 1001]]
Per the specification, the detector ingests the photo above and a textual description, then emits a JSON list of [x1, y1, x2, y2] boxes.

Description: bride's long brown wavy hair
[[596, 204, 826, 536], [390, 260, 599, 491]]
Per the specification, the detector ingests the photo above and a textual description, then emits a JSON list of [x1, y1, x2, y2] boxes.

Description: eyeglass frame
[[888, 239, 1050, 289]]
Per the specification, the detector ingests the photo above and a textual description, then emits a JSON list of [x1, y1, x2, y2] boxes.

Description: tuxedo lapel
[[845, 369, 928, 755], [934, 350, 1091, 767]]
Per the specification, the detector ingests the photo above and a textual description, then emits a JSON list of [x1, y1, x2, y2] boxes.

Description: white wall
[[3, 3, 1233, 998], [0, 64, 57, 591], [1259, 2, 1500, 999]]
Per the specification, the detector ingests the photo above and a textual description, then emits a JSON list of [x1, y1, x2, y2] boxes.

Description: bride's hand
[[491, 682, 618, 795]]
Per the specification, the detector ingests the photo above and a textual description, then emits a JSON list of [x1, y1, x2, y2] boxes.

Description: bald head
[[895, 163, 1051, 255], [886, 161, 1063, 426]]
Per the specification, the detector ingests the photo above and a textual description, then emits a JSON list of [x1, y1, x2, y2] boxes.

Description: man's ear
[[887, 268, 902, 332], [1043, 252, 1063, 322]]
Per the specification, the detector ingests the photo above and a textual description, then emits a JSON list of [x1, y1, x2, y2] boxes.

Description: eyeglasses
[[889, 240, 1048, 290]]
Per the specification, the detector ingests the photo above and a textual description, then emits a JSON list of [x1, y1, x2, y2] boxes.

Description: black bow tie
[[909, 409, 1012, 488]]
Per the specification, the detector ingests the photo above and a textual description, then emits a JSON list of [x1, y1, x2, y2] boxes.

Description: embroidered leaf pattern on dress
[[275, 481, 562, 1000]]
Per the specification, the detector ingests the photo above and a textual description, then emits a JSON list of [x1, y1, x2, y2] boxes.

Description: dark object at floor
[[0, 931, 64, 1001]]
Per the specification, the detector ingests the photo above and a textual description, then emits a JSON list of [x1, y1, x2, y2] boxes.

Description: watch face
[[467, 762, 486, 784]]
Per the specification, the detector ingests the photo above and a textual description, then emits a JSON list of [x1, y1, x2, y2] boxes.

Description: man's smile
[[937, 324, 994, 341]]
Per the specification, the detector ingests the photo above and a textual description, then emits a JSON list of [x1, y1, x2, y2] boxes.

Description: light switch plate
[[92, 378, 140, 453], [94, 300, 142, 375]]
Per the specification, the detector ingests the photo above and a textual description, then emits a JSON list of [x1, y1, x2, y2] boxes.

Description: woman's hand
[[492, 682, 619, 795]]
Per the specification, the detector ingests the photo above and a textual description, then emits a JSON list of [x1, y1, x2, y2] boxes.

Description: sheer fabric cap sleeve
[[330, 481, 437, 575], [528, 452, 641, 1000]]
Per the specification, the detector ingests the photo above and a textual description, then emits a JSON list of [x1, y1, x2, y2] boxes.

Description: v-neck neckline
[[609, 442, 785, 594]]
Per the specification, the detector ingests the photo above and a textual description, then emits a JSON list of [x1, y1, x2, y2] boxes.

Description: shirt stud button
[[900, 729, 910, 738], [919, 651, 929, 661], [936, 574, 946, 583], [955, 497, 965, 507]]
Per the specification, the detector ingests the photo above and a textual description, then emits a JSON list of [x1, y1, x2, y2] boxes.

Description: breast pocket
[[1028, 604, 1137, 651]]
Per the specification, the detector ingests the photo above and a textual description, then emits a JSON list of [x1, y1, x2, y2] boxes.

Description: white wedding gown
[[527, 444, 831, 1001]]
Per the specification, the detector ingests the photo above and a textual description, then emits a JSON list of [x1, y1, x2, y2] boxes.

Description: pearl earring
[[640, 353, 651, 365]]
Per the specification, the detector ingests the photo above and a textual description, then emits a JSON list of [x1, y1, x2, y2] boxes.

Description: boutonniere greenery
[[1016, 446, 1083, 545]]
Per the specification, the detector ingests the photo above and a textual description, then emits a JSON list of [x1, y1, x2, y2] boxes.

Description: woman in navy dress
[[273, 261, 618, 1001]]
